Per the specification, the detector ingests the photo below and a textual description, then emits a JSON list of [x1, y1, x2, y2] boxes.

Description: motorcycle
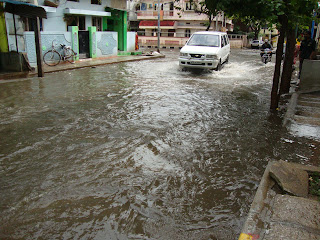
[[260, 48, 273, 64]]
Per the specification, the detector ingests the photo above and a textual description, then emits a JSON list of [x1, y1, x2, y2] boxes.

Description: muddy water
[[0, 49, 316, 239]]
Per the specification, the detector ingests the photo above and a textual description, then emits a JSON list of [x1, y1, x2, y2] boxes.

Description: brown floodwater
[[0, 49, 317, 239]]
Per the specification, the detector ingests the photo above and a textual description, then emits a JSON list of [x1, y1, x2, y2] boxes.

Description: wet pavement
[[0, 49, 319, 239], [0, 53, 164, 80], [240, 58, 320, 240]]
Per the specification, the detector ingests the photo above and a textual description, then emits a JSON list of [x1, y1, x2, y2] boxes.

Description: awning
[[0, 0, 47, 18], [139, 20, 175, 27], [105, 7, 127, 12], [64, 8, 111, 17], [42, 6, 57, 13]]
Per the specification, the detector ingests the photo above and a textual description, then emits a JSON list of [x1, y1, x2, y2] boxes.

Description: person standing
[[299, 31, 316, 79]]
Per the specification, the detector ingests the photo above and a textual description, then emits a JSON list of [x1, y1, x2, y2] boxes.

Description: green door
[[104, 8, 127, 51]]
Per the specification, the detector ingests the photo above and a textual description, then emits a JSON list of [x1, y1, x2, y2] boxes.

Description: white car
[[179, 31, 230, 71], [251, 40, 263, 49]]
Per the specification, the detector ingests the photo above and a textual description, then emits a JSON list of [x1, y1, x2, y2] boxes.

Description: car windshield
[[187, 34, 219, 47]]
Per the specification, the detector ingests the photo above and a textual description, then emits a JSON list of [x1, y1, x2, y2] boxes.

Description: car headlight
[[180, 52, 189, 57], [206, 54, 217, 59]]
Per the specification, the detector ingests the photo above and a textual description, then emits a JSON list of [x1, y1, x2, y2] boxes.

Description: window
[[185, 29, 191, 37], [168, 29, 175, 37], [152, 29, 157, 36], [66, 15, 86, 31], [185, 2, 194, 10], [91, 0, 101, 5], [141, 3, 147, 10], [224, 35, 229, 45], [92, 17, 102, 31], [23, 17, 43, 31], [170, 2, 174, 10], [221, 36, 226, 47], [79, 16, 85, 30]]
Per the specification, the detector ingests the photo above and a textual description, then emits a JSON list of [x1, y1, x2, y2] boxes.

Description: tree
[[203, 0, 318, 111], [175, 0, 220, 31], [232, 16, 266, 39]]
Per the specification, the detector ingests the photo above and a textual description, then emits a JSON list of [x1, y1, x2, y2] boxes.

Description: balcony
[[137, 10, 175, 20], [136, 10, 209, 21]]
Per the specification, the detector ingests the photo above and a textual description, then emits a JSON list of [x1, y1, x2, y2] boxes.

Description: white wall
[[39, 0, 111, 32], [127, 31, 136, 52]]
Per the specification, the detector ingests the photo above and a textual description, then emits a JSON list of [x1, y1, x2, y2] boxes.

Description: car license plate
[[190, 61, 202, 65]]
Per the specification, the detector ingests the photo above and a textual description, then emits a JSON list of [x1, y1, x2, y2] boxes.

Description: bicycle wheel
[[43, 50, 61, 66], [64, 48, 75, 63]]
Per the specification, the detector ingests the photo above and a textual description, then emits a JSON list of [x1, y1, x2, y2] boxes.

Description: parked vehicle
[[43, 40, 77, 66], [178, 31, 230, 71], [260, 48, 273, 64], [251, 40, 263, 49]]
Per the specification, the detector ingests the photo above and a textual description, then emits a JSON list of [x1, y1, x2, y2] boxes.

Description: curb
[[238, 161, 275, 239], [283, 92, 299, 127], [239, 161, 320, 240], [0, 54, 165, 81]]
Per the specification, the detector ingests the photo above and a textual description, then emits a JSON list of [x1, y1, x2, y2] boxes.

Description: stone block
[[269, 160, 309, 197]]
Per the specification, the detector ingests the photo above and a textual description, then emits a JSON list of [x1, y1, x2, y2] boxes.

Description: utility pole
[[157, 0, 160, 52], [33, 17, 44, 77]]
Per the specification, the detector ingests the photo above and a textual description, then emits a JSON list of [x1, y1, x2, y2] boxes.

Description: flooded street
[[0, 49, 317, 239]]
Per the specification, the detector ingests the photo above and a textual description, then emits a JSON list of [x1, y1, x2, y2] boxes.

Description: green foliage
[[309, 172, 320, 200], [203, 0, 318, 29]]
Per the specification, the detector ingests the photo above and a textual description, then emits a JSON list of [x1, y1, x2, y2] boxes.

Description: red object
[[139, 20, 175, 27], [135, 33, 139, 50], [293, 44, 300, 64]]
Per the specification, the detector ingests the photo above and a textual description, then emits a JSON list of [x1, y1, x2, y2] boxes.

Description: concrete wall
[[0, 52, 26, 72], [127, 31, 136, 52], [138, 35, 246, 49], [24, 31, 72, 66], [39, 0, 110, 32], [96, 31, 118, 57], [110, 0, 126, 9], [300, 60, 320, 92], [24, 31, 119, 65]]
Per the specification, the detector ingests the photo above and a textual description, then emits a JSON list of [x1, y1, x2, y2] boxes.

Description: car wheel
[[215, 59, 222, 71]]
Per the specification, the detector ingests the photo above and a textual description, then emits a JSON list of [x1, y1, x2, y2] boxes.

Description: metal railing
[[137, 10, 175, 17]]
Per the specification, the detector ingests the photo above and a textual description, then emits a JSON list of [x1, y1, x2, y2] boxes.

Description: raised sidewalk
[[239, 59, 320, 240], [0, 52, 165, 80]]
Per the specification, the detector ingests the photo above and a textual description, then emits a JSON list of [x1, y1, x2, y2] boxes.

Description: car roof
[[192, 31, 227, 36]]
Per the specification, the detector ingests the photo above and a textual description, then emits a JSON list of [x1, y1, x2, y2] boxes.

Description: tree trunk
[[270, 15, 287, 111], [206, 15, 212, 31], [279, 27, 296, 95]]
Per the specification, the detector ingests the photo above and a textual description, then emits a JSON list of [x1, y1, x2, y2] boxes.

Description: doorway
[[78, 31, 89, 58]]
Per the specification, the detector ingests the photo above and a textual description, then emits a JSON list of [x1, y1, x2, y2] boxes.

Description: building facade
[[128, 0, 234, 48], [1, 0, 136, 69]]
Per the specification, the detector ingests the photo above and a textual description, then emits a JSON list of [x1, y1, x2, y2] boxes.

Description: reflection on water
[[0, 49, 316, 239]]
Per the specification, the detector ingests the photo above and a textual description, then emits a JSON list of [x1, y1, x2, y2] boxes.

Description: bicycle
[[43, 40, 77, 66]]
